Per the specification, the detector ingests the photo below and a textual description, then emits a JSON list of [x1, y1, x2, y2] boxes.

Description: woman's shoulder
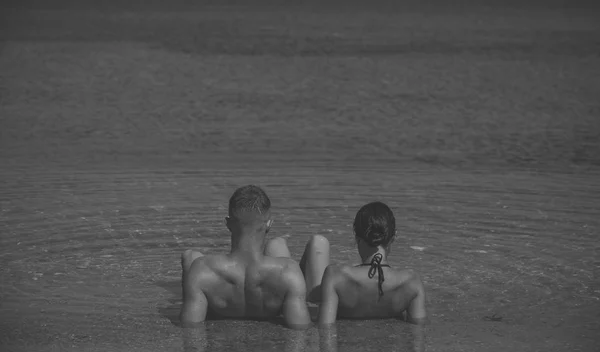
[[321, 263, 355, 282]]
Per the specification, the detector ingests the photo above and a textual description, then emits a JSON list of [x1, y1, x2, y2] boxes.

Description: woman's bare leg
[[299, 235, 330, 302]]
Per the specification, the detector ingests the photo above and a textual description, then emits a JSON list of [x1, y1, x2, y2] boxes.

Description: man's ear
[[265, 219, 273, 234], [225, 217, 231, 230]]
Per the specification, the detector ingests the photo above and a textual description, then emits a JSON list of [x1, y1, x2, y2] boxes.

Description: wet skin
[[318, 264, 427, 324], [180, 247, 311, 330]]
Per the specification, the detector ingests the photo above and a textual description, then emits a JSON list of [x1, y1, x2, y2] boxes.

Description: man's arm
[[179, 267, 209, 328], [281, 262, 312, 330], [318, 265, 340, 326]]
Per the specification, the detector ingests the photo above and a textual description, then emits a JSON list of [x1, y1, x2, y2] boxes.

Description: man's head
[[226, 185, 272, 235]]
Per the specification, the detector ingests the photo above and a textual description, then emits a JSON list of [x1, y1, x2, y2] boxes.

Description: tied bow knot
[[367, 253, 385, 299]]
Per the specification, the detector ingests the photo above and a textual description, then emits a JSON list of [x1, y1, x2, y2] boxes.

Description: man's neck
[[230, 231, 265, 260]]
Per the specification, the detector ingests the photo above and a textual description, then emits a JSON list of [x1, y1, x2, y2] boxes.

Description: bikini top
[[355, 253, 390, 299]]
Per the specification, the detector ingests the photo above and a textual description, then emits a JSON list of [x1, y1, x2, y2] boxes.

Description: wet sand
[[1, 1, 599, 351]]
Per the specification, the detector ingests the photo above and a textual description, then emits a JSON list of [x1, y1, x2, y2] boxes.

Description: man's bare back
[[181, 250, 309, 326], [179, 185, 311, 330]]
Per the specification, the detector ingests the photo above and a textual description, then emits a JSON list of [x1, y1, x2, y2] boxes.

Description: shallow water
[[0, 160, 598, 351], [1, 1, 600, 350]]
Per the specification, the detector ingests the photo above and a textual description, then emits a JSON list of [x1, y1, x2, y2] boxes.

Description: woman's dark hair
[[353, 201, 396, 247]]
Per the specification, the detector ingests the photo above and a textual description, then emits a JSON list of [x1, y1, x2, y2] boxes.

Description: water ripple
[[1, 163, 599, 351]]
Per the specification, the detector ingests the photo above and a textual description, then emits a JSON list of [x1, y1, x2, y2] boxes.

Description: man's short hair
[[228, 185, 271, 222]]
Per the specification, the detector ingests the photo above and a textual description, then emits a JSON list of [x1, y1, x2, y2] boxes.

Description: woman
[[317, 201, 427, 325], [265, 201, 427, 325]]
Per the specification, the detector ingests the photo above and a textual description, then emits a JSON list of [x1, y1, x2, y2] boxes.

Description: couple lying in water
[[179, 185, 427, 330]]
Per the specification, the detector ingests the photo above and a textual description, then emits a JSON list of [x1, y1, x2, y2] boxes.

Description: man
[[179, 185, 311, 329]]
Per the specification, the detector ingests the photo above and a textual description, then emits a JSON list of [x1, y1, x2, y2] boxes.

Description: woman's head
[[353, 201, 396, 249]]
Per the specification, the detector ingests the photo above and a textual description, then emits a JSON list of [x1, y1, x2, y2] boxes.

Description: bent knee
[[267, 236, 288, 247], [309, 235, 330, 249]]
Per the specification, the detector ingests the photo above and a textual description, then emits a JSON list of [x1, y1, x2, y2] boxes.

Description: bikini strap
[[367, 253, 385, 299]]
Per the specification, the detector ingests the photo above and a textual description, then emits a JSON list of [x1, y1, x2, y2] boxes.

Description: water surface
[[1, 160, 598, 351], [1, 1, 599, 350]]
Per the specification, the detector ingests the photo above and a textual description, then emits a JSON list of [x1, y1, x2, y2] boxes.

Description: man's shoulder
[[275, 257, 305, 280], [186, 254, 228, 283], [261, 257, 305, 293], [261, 256, 303, 275], [263, 255, 298, 267]]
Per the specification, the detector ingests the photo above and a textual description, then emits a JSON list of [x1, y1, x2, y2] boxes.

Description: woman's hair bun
[[353, 202, 396, 248]]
